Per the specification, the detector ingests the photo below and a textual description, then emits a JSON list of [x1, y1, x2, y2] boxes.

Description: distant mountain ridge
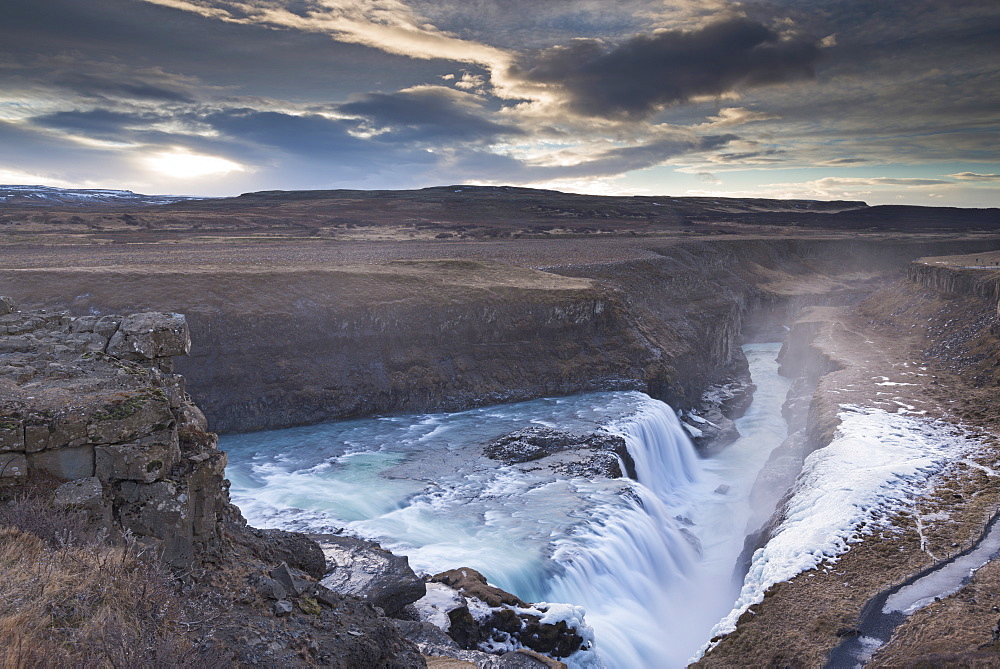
[[0, 185, 202, 206]]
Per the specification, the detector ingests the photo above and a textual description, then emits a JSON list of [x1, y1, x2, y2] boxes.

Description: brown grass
[[0, 490, 214, 668]]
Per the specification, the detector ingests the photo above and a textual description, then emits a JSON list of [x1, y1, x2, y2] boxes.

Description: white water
[[223, 343, 790, 667]]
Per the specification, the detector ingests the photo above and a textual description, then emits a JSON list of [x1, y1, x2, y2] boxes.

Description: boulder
[[252, 528, 327, 579], [52, 476, 104, 508], [315, 534, 426, 616], [270, 562, 312, 597], [484, 427, 635, 479], [106, 312, 190, 361], [431, 568, 525, 608]]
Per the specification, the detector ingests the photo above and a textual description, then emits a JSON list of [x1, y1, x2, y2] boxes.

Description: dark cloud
[[0, 0, 458, 102], [0, 120, 131, 181], [337, 87, 522, 144], [711, 148, 785, 163], [31, 109, 165, 139], [512, 17, 822, 119], [48, 71, 197, 103], [550, 134, 736, 177], [201, 110, 377, 161], [427, 133, 736, 183]]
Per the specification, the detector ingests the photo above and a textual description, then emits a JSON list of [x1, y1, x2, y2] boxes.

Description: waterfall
[[616, 399, 702, 494], [545, 398, 709, 668], [224, 345, 789, 669]]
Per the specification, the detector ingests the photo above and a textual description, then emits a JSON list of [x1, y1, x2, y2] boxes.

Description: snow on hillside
[[0, 185, 202, 206], [697, 404, 985, 659]]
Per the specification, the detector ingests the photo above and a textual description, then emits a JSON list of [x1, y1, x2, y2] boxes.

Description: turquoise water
[[223, 343, 791, 667]]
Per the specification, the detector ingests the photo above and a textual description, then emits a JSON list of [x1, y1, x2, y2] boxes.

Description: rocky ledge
[[0, 299, 224, 567]]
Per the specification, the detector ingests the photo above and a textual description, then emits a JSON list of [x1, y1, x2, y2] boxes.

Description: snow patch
[[414, 582, 465, 631], [700, 405, 981, 657], [682, 422, 704, 438]]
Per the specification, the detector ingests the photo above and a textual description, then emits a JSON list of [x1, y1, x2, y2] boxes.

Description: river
[[223, 342, 790, 667]]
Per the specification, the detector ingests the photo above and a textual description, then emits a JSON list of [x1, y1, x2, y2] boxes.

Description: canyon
[[3, 186, 1000, 666]]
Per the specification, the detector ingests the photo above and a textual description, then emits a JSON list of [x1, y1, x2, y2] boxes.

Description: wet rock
[[422, 570, 589, 661], [431, 568, 525, 608], [684, 405, 740, 455], [484, 427, 635, 479], [518, 618, 582, 658], [447, 606, 481, 649], [314, 534, 426, 616]]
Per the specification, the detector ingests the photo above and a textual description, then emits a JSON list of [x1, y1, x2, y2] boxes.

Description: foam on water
[[223, 343, 791, 668]]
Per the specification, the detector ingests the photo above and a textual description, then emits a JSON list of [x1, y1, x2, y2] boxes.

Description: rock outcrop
[[0, 300, 226, 568], [404, 567, 593, 665], [314, 534, 427, 616], [484, 427, 636, 479]]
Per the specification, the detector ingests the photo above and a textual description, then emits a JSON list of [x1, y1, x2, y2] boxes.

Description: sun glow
[[144, 148, 244, 179]]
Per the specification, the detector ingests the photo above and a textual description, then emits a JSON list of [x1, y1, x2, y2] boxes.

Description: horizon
[[7, 182, 1000, 211], [2, 1, 998, 207]]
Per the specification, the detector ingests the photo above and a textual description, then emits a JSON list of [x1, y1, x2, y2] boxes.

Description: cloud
[[139, 0, 512, 72], [948, 172, 1000, 181], [695, 106, 779, 129], [337, 86, 521, 144], [809, 177, 953, 187], [31, 109, 166, 140], [509, 17, 823, 119]]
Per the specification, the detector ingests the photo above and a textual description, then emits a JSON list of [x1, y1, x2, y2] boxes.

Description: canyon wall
[[5, 237, 1000, 433]]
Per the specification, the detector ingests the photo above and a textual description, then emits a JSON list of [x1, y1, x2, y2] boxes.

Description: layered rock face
[[6, 237, 1000, 435], [0, 299, 228, 568]]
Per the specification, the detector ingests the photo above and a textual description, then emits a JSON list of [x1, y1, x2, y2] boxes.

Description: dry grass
[[0, 490, 212, 668]]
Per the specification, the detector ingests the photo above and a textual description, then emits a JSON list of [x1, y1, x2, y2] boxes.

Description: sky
[[1, 0, 998, 206]]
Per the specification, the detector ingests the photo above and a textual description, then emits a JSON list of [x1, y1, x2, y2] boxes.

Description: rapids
[[223, 343, 790, 667]]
